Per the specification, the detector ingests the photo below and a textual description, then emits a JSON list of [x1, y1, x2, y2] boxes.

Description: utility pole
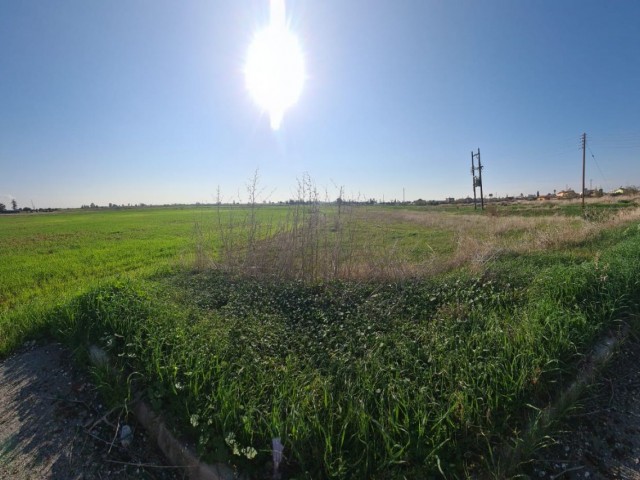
[[478, 149, 484, 210], [471, 153, 477, 210], [581, 133, 586, 216], [470, 148, 484, 210]]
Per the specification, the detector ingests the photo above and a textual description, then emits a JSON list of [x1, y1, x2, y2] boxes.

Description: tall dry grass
[[200, 186, 640, 282], [445, 205, 640, 273], [210, 183, 411, 281]]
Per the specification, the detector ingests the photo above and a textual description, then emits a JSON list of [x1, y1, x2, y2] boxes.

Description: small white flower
[[242, 446, 258, 459], [190, 414, 199, 427], [225, 432, 236, 447]]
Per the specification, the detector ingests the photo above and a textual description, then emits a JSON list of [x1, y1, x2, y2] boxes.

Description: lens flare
[[245, 0, 305, 130]]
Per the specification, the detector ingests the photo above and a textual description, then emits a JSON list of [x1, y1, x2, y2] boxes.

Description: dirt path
[[0, 342, 181, 480], [528, 335, 640, 479]]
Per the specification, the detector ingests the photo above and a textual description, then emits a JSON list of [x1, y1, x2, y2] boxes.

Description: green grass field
[[1, 208, 194, 308], [2, 199, 640, 478]]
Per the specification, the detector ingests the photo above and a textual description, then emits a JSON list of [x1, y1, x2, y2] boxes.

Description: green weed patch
[[48, 228, 640, 478]]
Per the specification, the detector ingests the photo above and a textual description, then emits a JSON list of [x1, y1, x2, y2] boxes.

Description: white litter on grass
[[272, 437, 283, 479], [120, 424, 133, 448], [88, 345, 109, 368]]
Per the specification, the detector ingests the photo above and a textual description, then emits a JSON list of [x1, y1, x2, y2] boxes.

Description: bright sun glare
[[245, 0, 305, 130]]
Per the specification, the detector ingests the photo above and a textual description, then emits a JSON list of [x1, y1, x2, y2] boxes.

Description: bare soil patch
[[0, 342, 181, 480], [527, 335, 640, 479]]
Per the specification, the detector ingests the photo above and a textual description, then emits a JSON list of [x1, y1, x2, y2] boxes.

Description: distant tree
[[11, 199, 17, 211], [0, 203, 5, 212]]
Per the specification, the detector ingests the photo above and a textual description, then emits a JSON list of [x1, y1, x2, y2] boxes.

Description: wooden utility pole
[[478, 149, 484, 210], [471, 152, 477, 210], [581, 133, 587, 216], [471, 148, 484, 210]]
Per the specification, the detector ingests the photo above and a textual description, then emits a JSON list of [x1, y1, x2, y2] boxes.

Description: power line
[[588, 132, 640, 149], [587, 145, 607, 183]]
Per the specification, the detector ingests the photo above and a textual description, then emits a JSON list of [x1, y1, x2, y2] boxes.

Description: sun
[[245, 0, 305, 130]]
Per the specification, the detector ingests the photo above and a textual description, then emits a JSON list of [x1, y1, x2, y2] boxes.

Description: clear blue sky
[[2, 0, 640, 208]]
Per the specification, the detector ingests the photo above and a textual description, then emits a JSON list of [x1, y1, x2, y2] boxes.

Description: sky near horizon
[[1, 1, 640, 208]]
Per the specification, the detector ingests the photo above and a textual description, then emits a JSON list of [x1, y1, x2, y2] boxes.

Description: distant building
[[556, 189, 578, 199]]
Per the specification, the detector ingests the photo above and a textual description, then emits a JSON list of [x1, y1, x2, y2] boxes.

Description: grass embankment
[[2, 201, 640, 478], [49, 210, 640, 478]]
